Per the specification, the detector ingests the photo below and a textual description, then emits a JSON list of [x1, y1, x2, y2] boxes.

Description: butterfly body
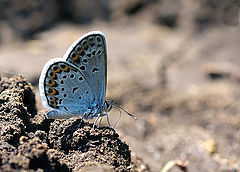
[[39, 31, 111, 119]]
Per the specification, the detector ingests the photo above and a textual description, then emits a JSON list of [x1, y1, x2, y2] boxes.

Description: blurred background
[[0, 0, 239, 171]]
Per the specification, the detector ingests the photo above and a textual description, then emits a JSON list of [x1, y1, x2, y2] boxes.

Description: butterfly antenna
[[113, 103, 137, 120], [112, 106, 122, 128]]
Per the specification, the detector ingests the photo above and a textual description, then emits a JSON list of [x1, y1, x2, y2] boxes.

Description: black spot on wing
[[70, 74, 75, 79], [80, 65, 86, 71], [92, 67, 99, 73], [72, 87, 78, 94], [83, 58, 88, 63]]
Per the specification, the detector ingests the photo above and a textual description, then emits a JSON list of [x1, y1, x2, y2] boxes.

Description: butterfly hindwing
[[40, 60, 95, 114]]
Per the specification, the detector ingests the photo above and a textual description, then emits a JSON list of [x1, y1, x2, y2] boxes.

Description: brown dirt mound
[[0, 75, 149, 171]]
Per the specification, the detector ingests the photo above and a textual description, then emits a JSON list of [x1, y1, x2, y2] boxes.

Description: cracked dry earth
[[0, 75, 148, 171]]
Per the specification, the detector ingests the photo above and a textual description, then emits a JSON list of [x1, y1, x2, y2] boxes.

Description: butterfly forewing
[[64, 32, 107, 107]]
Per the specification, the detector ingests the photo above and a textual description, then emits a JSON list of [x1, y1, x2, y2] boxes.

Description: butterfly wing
[[63, 31, 107, 108], [39, 31, 107, 118], [39, 59, 97, 115]]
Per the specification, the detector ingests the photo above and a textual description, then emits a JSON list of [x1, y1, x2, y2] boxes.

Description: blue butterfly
[[39, 31, 136, 124]]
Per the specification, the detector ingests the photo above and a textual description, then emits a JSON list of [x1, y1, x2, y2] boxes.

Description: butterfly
[[39, 31, 136, 124]]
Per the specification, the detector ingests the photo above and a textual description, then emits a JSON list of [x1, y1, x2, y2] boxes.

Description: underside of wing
[[39, 60, 95, 114], [64, 31, 107, 106]]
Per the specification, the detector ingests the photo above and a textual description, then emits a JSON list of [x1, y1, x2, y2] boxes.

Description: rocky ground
[[0, 0, 239, 171]]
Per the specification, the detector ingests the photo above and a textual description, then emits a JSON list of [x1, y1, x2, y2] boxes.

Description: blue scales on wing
[[43, 62, 95, 115], [40, 32, 107, 119], [65, 32, 107, 111]]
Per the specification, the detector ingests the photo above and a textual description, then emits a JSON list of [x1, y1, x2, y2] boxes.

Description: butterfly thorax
[[81, 100, 113, 119]]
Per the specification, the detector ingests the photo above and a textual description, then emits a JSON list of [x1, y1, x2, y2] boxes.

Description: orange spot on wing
[[52, 97, 57, 107], [49, 87, 57, 96], [55, 66, 61, 73], [49, 66, 61, 87], [78, 48, 84, 54], [62, 65, 69, 72], [49, 79, 56, 87], [72, 54, 79, 61]]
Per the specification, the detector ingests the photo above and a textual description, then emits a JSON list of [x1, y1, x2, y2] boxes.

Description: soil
[[0, 0, 240, 171], [0, 76, 148, 171]]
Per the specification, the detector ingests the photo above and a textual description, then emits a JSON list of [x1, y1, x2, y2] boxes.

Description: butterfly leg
[[106, 114, 111, 127], [98, 117, 103, 126], [92, 113, 101, 129], [76, 112, 88, 129]]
